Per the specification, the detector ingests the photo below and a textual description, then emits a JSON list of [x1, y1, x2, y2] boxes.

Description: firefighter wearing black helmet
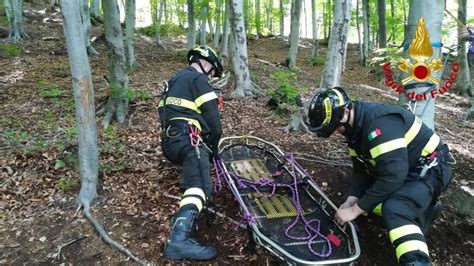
[[306, 87, 453, 265], [159, 45, 223, 261]]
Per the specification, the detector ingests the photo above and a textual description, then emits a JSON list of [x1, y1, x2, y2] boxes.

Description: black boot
[[163, 208, 217, 260], [419, 200, 442, 236]]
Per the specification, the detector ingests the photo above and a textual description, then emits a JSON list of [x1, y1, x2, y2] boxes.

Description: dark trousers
[[161, 122, 213, 198], [381, 146, 453, 263]]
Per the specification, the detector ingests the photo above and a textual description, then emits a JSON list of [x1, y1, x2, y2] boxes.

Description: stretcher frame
[[216, 135, 361, 265]]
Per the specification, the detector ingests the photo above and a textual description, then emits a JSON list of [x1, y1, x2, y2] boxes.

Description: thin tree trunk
[[287, 0, 302, 67], [220, 0, 230, 56], [186, 0, 196, 51], [125, 0, 139, 68], [200, 5, 207, 45], [311, 0, 319, 63], [398, 0, 444, 129], [155, 0, 166, 49], [361, 0, 369, 66], [60, 0, 99, 212], [279, 0, 284, 36], [81, 0, 98, 55], [229, 0, 253, 96], [303, 0, 307, 38], [455, 0, 473, 119], [102, 0, 130, 128], [6, 0, 28, 42], [356, 0, 363, 65], [255, 0, 261, 38], [377, 0, 386, 48], [91, 0, 102, 22], [390, 0, 395, 45], [213, 0, 222, 48], [320, 0, 352, 89], [266, 0, 273, 33]]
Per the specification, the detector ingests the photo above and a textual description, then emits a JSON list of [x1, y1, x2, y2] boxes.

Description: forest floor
[[1, 2, 474, 265]]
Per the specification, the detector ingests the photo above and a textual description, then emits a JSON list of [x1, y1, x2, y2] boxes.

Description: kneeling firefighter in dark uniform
[[159, 45, 224, 260], [305, 87, 454, 265]]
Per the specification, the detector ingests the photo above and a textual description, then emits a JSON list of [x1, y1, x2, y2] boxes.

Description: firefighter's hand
[[339, 196, 359, 209], [335, 204, 365, 225]]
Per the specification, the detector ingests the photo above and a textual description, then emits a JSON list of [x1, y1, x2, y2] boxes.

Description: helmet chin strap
[[197, 60, 214, 76], [340, 108, 353, 137]]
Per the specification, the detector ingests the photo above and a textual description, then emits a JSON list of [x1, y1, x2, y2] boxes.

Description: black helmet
[[306, 87, 352, 138], [187, 45, 223, 78]]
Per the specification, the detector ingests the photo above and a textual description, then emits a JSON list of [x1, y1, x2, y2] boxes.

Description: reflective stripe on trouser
[[382, 177, 434, 264], [180, 188, 206, 212]]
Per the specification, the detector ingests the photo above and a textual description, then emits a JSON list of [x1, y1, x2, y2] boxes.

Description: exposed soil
[[1, 3, 473, 265]]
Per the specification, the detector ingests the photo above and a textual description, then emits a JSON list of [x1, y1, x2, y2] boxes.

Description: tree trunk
[[102, 0, 130, 128], [125, 0, 139, 69], [213, 0, 222, 48], [186, 0, 196, 51], [390, 0, 395, 45], [377, 0, 386, 48], [255, 0, 261, 38], [200, 5, 207, 45], [356, 0, 363, 65], [60, 0, 99, 217], [320, 0, 352, 89], [229, 0, 253, 96], [91, 0, 102, 22], [6, 0, 27, 42], [81, 0, 98, 55], [155, 0, 166, 49], [287, 0, 302, 68], [398, 0, 444, 130], [455, 0, 473, 119], [279, 0, 284, 36], [266, 0, 273, 33], [361, 0, 369, 66], [49, 0, 58, 12], [311, 0, 319, 63], [220, 0, 230, 57]]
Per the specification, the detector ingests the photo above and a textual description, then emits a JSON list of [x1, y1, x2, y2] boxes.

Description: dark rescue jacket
[[347, 101, 441, 211], [158, 67, 222, 150]]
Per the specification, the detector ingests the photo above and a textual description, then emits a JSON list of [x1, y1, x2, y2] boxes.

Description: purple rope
[[218, 154, 332, 258], [212, 158, 225, 193]]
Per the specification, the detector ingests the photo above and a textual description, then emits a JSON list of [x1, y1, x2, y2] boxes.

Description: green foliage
[[23, 139, 48, 153], [102, 126, 124, 154], [137, 22, 186, 37], [65, 127, 78, 140], [56, 175, 79, 190], [128, 88, 152, 102], [2, 129, 29, 144], [40, 87, 64, 98], [267, 69, 305, 115], [311, 57, 325, 66], [0, 44, 21, 56], [55, 159, 66, 170], [368, 47, 403, 67]]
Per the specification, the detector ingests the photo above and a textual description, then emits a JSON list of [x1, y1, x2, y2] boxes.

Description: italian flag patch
[[368, 128, 382, 141]]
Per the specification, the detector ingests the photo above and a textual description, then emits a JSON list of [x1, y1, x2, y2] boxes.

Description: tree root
[[76, 205, 146, 265]]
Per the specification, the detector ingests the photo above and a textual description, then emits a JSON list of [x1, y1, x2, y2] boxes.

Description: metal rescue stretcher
[[214, 136, 360, 265]]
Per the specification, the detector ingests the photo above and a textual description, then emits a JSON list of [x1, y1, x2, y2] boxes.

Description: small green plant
[[2, 129, 29, 144], [0, 43, 20, 56], [128, 88, 152, 101], [56, 175, 79, 190], [23, 139, 48, 153], [64, 127, 78, 140], [102, 126, 124, 154], [311, 57, 325, 66], [40, 87, 64, 98], [267, 69, 305, 116]]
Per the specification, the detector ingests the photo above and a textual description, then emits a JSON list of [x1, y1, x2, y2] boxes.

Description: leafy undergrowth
[[1, 2, 473, 265]]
